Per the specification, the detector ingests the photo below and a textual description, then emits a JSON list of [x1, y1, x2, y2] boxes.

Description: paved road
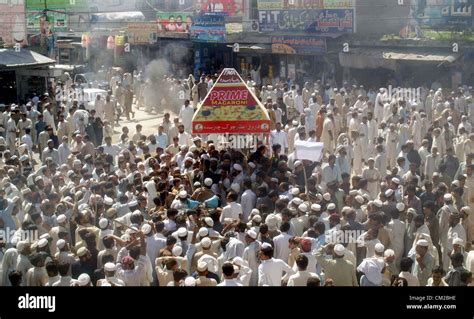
[[111, 105, 177, 143]]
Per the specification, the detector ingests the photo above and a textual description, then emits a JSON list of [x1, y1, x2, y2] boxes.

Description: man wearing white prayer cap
[[242, 228, 260, 286], [195, 261, 217, 286], [357, 248, 386, 286], [72, 273, 92, 286], [48, 214, 68, 256], [315, 243, 358, 286], [408, 239, 434, 286], [97, 263, 125, 286]]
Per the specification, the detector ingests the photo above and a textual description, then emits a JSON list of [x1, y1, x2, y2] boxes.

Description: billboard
[[0, 0, 27, 46], [258, 9, 355, 33], [156, 12, 193, 32], [150, 0, 244, 15], [190, 13, 226, 42], [411, 0, 474, 27], [127, 22, 158, 44], [192, 68, 271, 134], [257, 0, 353, 9]]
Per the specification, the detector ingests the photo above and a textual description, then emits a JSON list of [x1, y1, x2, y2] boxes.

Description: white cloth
[[258, 258, 295, 286], [273, 232, 292, 263]]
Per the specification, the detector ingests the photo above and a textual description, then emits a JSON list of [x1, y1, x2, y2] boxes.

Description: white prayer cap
[[197, 261, 208, 272], [77, 247, 88, 257], [355, 195, 364, 204], [373, 199, 383, 208], [103, 196, 113, 206], [177, 227, 188, 237], [407, 208, 417, 216], [248, 162, 256, 169], [178, 190, 188, 199], [323, 193, 331, 201], [198, 227, 209, 237], [292, 198, 303, 206], [16, 241, 27, 252], [327, 203, 336, 210], [172, 245, 183, 256], [294, 160, 303, 168], [204, 217, 214, 227], [349, 190, 358, 196], [99, 218, 109, 229], [104, 262, 116, 272], [341, 206, 352, 214], [334, 244, 345, 256], [374, 243, 385, 254], [56, 239, 66, 250], [384, 249, 395, 257], [204, 178, 213, 187], [252, 215, 262, 223], [233, 257, 248, 268], [298, 203, 308, 212], [40, 233, 51, 241], [443, 193, 452, 201], [233, 163, 243, 171], [291, 187, 300, 196], [270, 178, 279, 183], [416, 239, 429, 247], [37, 238, 48, 248], [391, 177, 400, 184], [246, 229, 258, 240], [193, 181, 201, 187], [460, 206, 470, 215], [292, 120, 299, 126], [184, 276, 196, 286], [396, 202, 405, 212], [57, 214, 67, 224], [261, 242, 273, 250], [141, 224, 152, 235], [453, 238, 464, 246], [385, 189, 394, 197], [251, 208, 260, 216], [77, 274, 91, 286], [34, 175, 43, 182], [201, 237, 212, 249], [311, 204, 321, 212], [230, 183, 240, 193]]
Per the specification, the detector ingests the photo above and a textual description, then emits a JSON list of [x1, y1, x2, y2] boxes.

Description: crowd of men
[[0, 69, 473, 287]]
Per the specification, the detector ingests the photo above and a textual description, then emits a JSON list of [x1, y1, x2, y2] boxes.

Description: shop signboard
[[192, 68, 271, 134], [410, 0, 474, 27], [258, 8, 355, 33], [271, 36, 326, 54], [190, 13, 226, 42]]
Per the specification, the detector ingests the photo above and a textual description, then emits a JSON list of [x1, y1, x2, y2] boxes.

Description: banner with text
[[258, 9, 355, 33], [272, 36, 326, 54]]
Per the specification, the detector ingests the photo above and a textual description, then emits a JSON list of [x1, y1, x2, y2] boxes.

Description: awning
[[339, 48, 461, 71], [0, 49, 56, 70]]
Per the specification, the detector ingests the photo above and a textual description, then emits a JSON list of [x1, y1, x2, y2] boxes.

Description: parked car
[[74, 72, 110, 90], [76, 88, 108, 110]]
